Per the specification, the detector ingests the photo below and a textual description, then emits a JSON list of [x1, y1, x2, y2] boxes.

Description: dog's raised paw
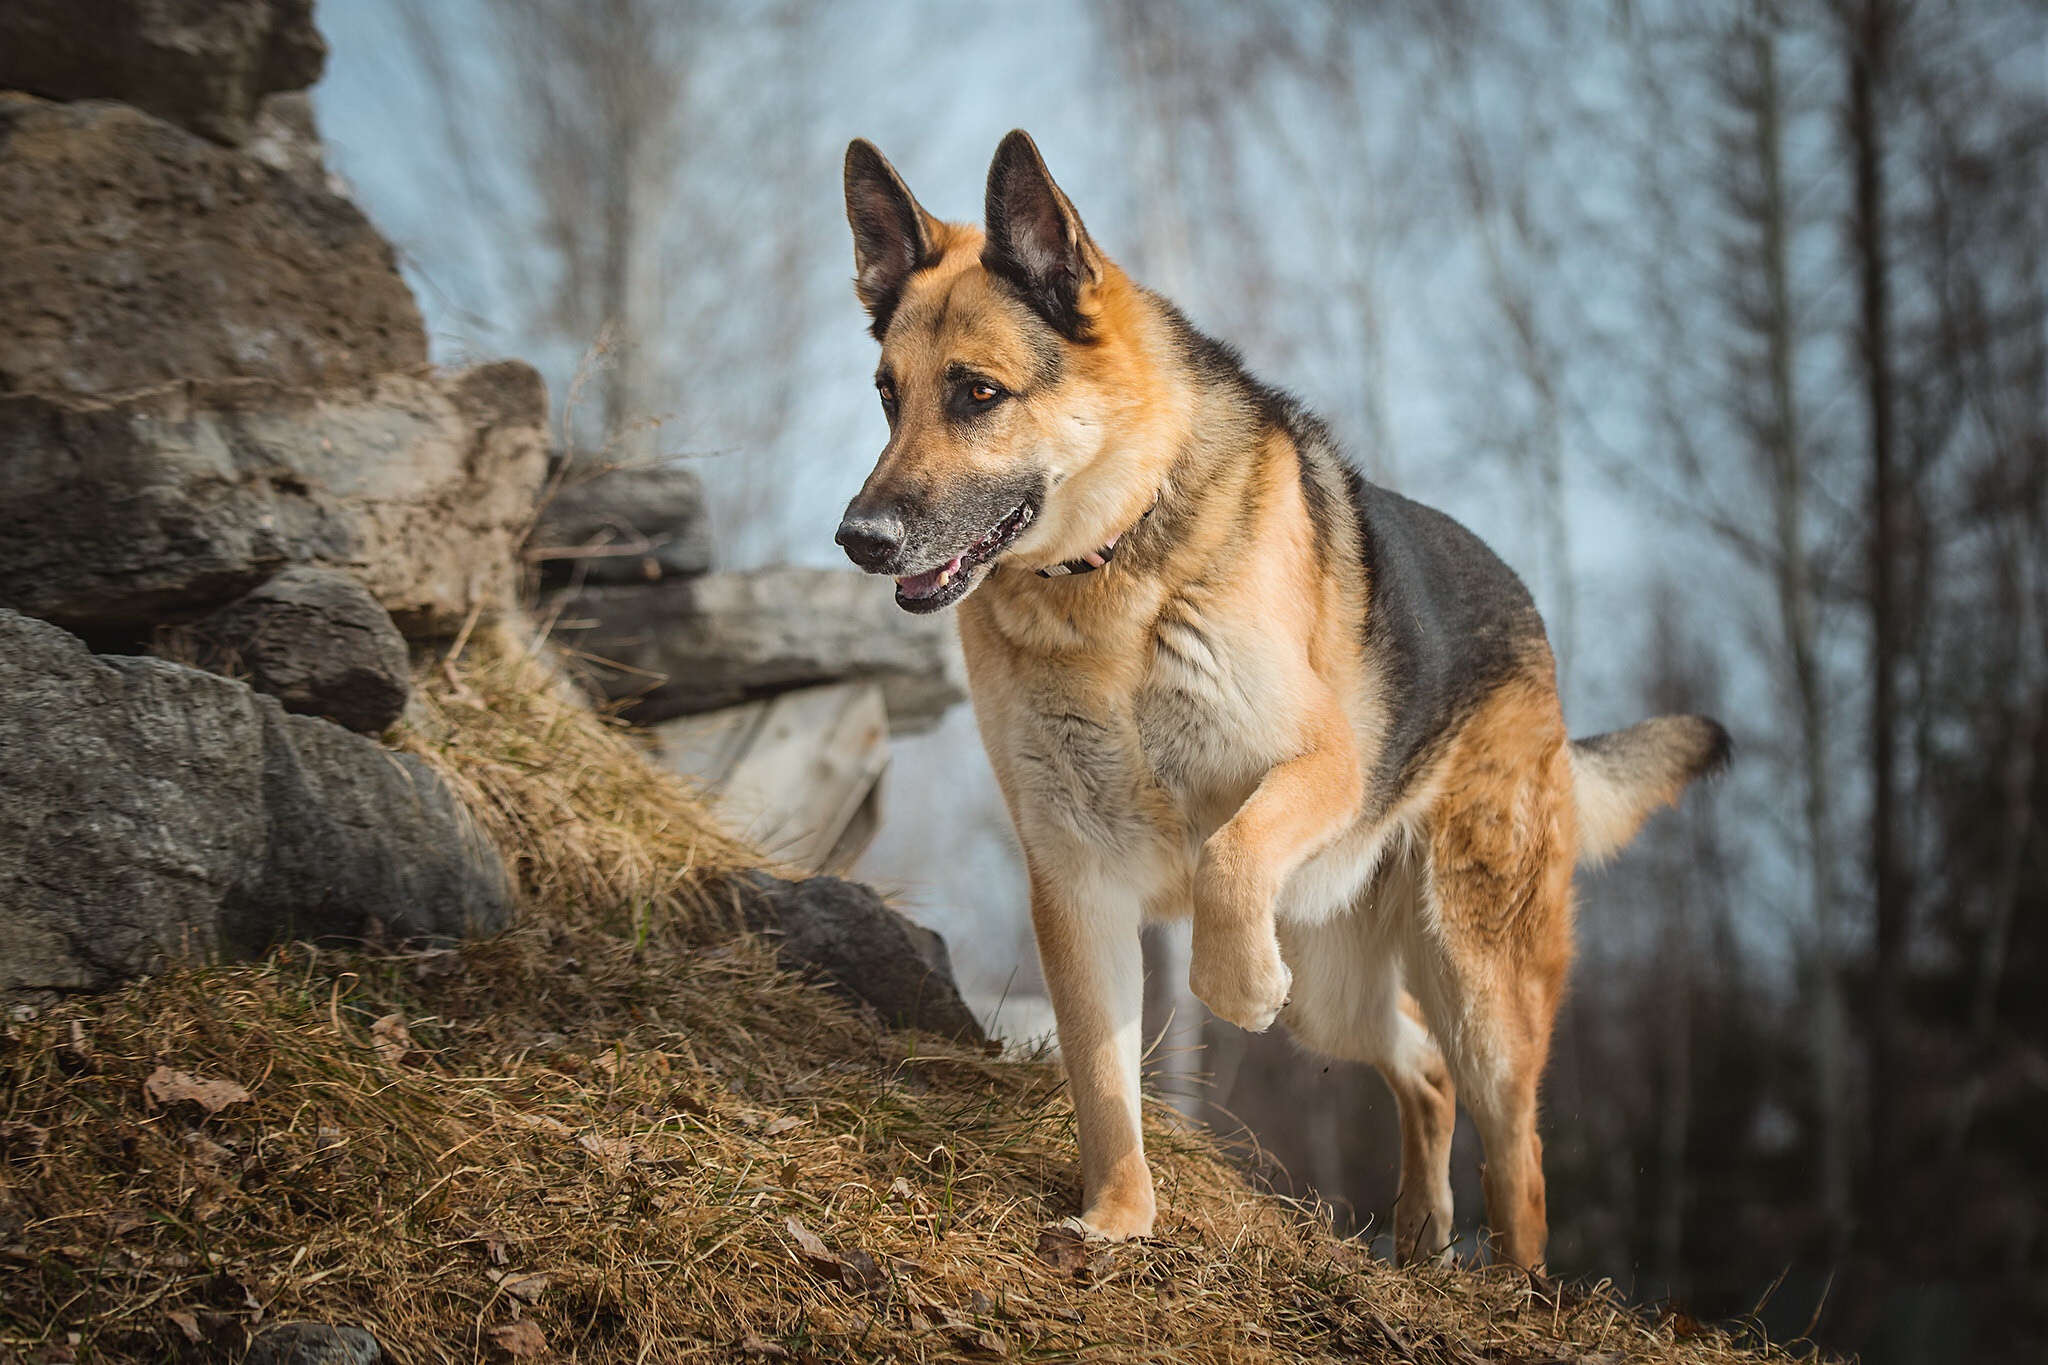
[[1188, 954, 1293, 1034]]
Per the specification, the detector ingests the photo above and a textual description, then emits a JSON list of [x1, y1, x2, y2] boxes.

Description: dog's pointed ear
[[982, 130, 1102, 341], [845, 139, 939, 339]]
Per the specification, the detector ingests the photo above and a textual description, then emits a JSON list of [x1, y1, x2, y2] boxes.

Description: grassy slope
[[0, 633, 1799, 1364]]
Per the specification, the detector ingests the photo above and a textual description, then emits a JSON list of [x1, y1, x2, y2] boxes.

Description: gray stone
[[0, 0, 326, 147], [0, 363, 550, 639], [246, 1323, 383, 1365], [531, 461, 714, 585], [741, 873, 985, 1044], [0, 95, 424, 396], [193, 567, 411, 735], [0, 611, 513, 1002], [546, 568, 967, 734], [245, 91, 341, 195]]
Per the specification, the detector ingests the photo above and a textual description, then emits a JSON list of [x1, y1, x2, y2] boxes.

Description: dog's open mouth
[[893, 502, 1035, 613]]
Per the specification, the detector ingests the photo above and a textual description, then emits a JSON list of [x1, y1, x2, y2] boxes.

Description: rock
[[246, 1323, 383, 1365], [245, 91, 340, 195], [546, 568, 967, 734], [192, 567, 411, 734], [531, 461, 714, 585], [740, 873, 985, 1044], [0, 0, 326, 147], [0, 95, 424, 396], [0, 611, 513, 1002], [0, 363, 550, 639]]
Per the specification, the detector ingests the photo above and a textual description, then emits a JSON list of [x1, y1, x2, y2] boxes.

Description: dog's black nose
[[835, 511, 905, 570]]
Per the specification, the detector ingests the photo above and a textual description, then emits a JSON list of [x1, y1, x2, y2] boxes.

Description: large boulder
[[244, 91, 341, 195], [0, 363, 550, 639], [0, 94, 424, 396], [0, 611, 513, 1002], [191, 567, 412, 735], [740, 873, 985, 1044], [530, 462, 714, 586], [0, 0, 326, 147], [546, 568, 967, 734]]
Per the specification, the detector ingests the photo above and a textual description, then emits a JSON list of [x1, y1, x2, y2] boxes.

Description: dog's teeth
[[937, 569, 952, 588]]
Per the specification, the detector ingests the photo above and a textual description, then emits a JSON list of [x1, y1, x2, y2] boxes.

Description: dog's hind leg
[[1406, 681, 1576, 1272], [1280, 854, 1457, 1265]]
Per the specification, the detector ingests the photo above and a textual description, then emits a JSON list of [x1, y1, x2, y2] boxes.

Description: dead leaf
[[738, 1331, 788, 1360], [948, 1323, 1006, 1356], [887, 1176, 915, 1204], [105, 1212, 149, 1239], [469, 1227, 512, 1265], [1034, 1225, 1092, 1277], [487, 1269, 550, 1304], [370, 1013, 414, 1066], [784, 1216, 841, 1277], [507, 1110, 574, 1139], [143, 1066, 250, 1114], [777, 1160, 800, 1187], [576, 1133, 635, 1170], [183, 1132, 234, 1168], [761, 1114, 803, 1137], [166, 1310, 202, 1344], [487, 1319, 548, 1360], [838, 1248, 886, 1294]]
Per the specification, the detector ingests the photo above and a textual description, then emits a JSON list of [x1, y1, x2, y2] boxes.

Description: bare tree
[[391, 0, 697, 457]]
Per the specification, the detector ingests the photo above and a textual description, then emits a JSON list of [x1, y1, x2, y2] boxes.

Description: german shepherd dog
[[834, 131, 1728, 1270]]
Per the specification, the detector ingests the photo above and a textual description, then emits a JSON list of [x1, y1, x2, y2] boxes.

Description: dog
[[833, 130, 1728, 1270]]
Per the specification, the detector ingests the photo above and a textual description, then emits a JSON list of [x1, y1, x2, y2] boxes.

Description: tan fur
[[1570, 715, 1728, 864], [841, 134, 1722, 1269]]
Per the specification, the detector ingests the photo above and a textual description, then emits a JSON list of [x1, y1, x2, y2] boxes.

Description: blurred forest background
[[308, 1, 2047, 1360]]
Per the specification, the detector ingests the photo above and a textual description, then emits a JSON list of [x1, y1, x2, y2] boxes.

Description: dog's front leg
[[1190, 698, 1361, 1033], [1030, 865, 1152, 1240]]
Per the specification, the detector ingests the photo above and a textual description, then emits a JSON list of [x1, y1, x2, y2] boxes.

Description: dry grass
[[390, 622, 761, 938], [0, 636, 1809, 1364]]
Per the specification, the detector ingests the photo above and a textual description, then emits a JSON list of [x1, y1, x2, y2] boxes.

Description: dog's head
[[836, 131, 1159, 613]]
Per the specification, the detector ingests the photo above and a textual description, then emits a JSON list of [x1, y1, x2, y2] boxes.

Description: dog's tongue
[[896, 553, 964, 600]]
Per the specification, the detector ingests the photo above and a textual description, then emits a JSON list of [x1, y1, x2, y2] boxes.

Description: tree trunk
[[1846, 0, 1905, 1251]]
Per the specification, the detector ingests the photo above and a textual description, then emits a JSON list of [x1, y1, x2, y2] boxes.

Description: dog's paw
[[1188, 949, 1292, 1034], [1065, 1200, 1153, 1242]]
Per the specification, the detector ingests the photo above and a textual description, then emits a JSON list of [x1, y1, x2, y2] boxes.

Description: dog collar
[[1036, 495, 1160, 578]]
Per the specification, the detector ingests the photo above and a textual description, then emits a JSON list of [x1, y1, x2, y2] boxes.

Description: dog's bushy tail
[[1569, 716, 1731, 866]]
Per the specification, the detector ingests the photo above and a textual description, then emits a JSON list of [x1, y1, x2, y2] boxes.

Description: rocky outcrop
[[0, 94, 424, 396], [245, 91, 341, 194], [0, 612, 513, 1002], [548, 568, 967, 734], [191, 567, 411, 734], [531, 462, 714, 586], [740, 873, 985, 1044], [0, 364, 549, 639], [0, 0, 326, 147]]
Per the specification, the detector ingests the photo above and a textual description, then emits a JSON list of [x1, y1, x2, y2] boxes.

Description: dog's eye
[[970, 381, 1001, 403], [876, 380, 896, 410]]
